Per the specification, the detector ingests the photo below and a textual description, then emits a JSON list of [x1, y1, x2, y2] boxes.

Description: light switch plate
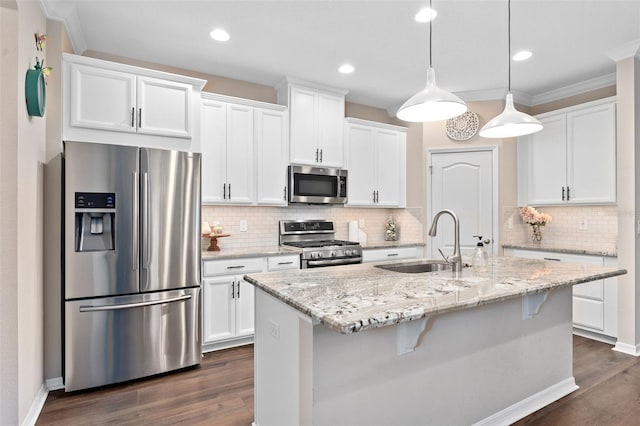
[[240, 220, 248, 232], [578, 218, 588, 231]]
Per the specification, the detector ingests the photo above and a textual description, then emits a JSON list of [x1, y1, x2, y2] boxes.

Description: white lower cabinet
[[202, 257, 266, 351], [503, 248, 617, 341], [362, 246, 422, 263]]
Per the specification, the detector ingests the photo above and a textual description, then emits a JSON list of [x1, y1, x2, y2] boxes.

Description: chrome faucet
[[428, 209, 463, 272]]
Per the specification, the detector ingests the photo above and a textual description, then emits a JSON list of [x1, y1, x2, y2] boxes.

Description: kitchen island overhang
[[246, 257, 626, 426]]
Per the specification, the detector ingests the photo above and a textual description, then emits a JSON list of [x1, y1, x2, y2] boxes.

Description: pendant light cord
[[508, 0, 511, 92], [429, 0, 433, 68]]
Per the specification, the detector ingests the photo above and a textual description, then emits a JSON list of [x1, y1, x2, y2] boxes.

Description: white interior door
[[429, 150, 494, 258]]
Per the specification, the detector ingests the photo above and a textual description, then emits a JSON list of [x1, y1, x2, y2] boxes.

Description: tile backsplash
[[201, 206, 424, 250], [502, 205, 617, 252]]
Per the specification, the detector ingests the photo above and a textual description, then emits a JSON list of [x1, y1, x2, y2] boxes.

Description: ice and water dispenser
[[75, 192, 116, 252]]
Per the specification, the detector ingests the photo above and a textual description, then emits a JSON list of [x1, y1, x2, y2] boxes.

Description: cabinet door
[[201, 100, 227, 204], [317, 93, 345, 167], [375, 129, 404, 207], [255, 108, 288, 205], [235, 279, 255, 337], [519, 114, 567, 205], [346, 125, 376, 206], [69, 63, 136, 133], [202, 277, 235, 344], [567, 102, 616, 204], [137, 76, 192, 138], [289, 87, 318, 165], [226, 104, 254, 204]]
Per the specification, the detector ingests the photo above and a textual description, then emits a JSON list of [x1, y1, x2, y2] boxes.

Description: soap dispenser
[[471, 235, 489, 271]]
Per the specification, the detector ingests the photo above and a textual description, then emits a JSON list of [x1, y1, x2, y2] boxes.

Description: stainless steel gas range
[[279, 220, 362, 268]]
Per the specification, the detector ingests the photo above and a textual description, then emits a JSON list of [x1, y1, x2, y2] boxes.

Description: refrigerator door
[[64, 287, 201, 392], [140, 148, 201, 292], [64, 142, 140, 299]]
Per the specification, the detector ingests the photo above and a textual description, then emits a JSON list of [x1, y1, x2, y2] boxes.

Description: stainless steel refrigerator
[[63, 141, 201, 392]]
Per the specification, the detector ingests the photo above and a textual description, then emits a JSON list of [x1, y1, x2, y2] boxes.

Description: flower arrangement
[[519, 206, 552, 242], [519, 206, 552, 226]]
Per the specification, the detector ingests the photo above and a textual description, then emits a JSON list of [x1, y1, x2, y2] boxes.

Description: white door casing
[[428, 149, 497, 258]]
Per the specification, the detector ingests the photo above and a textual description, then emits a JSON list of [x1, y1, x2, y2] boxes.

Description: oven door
[[288, 165, 347, 204]]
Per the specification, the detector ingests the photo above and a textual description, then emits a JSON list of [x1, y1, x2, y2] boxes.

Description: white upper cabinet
[[518, 97, 616, 205], [255, 107, 289, 205], [345, 118, 406, 208], [201, 93, 288, 205], [64, 54, 205, 150], [277, 78, 347, 167]]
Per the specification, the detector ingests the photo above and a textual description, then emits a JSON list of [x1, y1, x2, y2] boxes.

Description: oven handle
[[305, 257, 362, 267]]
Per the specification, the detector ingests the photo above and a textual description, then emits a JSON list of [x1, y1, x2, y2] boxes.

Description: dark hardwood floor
[[38, 336, 640, 425]]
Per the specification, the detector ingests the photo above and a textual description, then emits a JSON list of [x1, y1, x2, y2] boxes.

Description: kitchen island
[[244, 257, 626, 426]]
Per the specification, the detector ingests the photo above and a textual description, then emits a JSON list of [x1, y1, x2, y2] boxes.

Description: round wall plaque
[[25, 64, 46, 117], [445, 111, 479, 141]]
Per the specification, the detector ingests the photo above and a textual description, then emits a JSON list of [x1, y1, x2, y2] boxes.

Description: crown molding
[[457, 88, 534, 106], [530, 73, 616, 106], [39, 0, 86, 54], [606, 38, 640, 62]]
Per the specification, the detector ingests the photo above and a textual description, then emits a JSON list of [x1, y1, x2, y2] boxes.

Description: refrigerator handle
[[132, 171, 139, 270], [79, 294, 192, 312], [143, 172, 151, 269]]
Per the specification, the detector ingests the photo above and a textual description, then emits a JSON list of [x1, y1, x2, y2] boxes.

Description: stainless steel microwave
[[288, 165, 348, 204]]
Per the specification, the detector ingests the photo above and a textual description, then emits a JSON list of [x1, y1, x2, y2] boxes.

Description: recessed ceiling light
[[415, 7, 437, 22], [512, 50, 533, 61], [210, 29, 230, 42], [338, 64, 355, 74]]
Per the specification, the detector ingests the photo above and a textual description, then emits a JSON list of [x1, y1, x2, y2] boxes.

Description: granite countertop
[[244, 256, 626, 334], [502, 243, 617, 257], [201, 242, 424, 261], [202, 245, 293, 260]]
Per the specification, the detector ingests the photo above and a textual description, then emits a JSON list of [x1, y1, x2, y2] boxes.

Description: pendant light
[[479, 0, 542, 138], [396, 0, 467, 122]]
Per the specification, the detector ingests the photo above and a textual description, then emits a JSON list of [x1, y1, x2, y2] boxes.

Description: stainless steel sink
[[375, 260, 453, 274]]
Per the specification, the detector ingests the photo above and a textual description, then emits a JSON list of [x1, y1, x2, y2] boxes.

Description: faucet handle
[[437, 248, 449, 263]]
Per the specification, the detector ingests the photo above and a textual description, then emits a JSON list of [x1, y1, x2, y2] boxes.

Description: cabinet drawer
[[203, 257, 265, 277], [362, 247, 418, 263], [573, 297, 604, 331], [268, 255, 300, 271], [573, 280, 604, 300]]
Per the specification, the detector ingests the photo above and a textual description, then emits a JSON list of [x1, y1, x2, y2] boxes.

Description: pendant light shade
[[479, 93, 542, 138], [396, 0, 467, 122], [396, 67, 467, 122], [479, 0, 542, 139]]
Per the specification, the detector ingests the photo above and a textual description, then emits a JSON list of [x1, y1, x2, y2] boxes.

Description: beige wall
[[0, 2, 20, 424], [0, 0, 49, 424]]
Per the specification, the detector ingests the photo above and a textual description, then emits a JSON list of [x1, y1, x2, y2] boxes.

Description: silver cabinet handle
[[231, 281, 235, 299], [237, 281, 241, 298], [567, 186, 570, 201], [278, 261, 294, 265], [226, 265, 246, 269], [283, 186, 287, 201], [543, 257, 561, 261], [132, 171, 139, 270], [562, 186, 565, 201], [320, 149, 323, 163], [138, 108, 142, 129], [79, 294, 191, 312], [223, 183, 226, 199], [228, 183, 231, 198], [131, 107, 135, 128], [373, 191, 376, 203], [315, 148, 319, 162], [376, 190, 379, 203], [387, 253, 399, 257]]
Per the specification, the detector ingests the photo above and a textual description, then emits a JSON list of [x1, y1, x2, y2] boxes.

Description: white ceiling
[[41, 0, 640, 114]]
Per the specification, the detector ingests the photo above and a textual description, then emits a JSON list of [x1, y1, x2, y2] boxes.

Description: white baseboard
[[46, 377, 64, 391], [572, 328, 617, 345], [613, 341, 640, 356], [473, 377, 579, 426], [22, 383, 49, 426]]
